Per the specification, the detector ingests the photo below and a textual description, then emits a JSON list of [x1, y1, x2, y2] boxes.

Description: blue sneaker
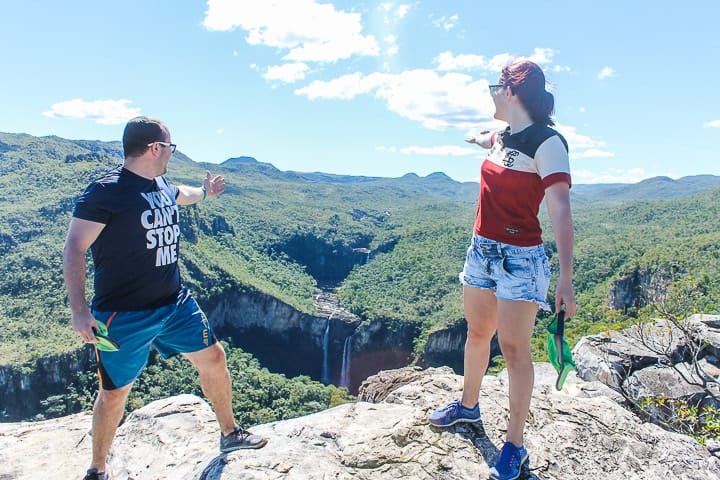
[[489, 442, 529, 480], [427, 399, 481, 427]]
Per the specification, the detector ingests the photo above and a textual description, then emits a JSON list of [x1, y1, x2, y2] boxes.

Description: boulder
[[573, 330, 660, 388], [625, 363, 711, 407], [690, 314, 720, 359]]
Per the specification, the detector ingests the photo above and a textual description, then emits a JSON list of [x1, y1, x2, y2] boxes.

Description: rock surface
[[574, 314, 720, 411], [1, 364, 719, 479]]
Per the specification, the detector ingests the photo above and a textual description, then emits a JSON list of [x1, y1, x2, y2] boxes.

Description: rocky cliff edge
[[1, 364, 718, 479]]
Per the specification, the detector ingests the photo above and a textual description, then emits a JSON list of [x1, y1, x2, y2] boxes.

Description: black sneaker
[[220, 424, 268, 452], [83, 468, 108, 480]]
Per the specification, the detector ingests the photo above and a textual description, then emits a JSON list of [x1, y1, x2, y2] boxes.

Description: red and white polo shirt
[[474, 123, 571, 246]]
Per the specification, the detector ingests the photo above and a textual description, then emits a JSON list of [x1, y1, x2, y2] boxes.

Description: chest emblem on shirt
[[503, 150, 519, 167]]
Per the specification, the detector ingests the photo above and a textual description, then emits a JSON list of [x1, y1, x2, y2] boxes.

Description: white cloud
[[384, 35, 399, 56], [296, 69, 496, 130], [524, 48, 555, 65], [375, 3, 407, 55], [435, 48, 556, 72], [435, 51, 488, 71], [556, 124, 602, 150], [553, 65, 571, 73], [572, 168, 650, 184], [296, 72, 381, 100], [395, 4, 411, 19], [432, 14, 459, 31], [598, 67, 615, 80], [555, 123, 614, 160], [486, 53, 516, 72], [263, 63, 310, 83], [43, 99, 140, 125], [376, 145, 397, 153], [295, 66, 610, 165], [571, 148, 615, 159], [399, 145, 479, 156], [203, 0, 379, 63], [704, 119, 720, 128], [377, 144, 479, 157], [381, 2, 411, 23]]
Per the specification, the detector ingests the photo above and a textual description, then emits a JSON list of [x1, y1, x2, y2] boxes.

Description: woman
[[428, 60, 576, 480]]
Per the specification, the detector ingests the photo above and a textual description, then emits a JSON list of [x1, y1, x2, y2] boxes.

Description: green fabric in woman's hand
[[546, 310, 575, 390]]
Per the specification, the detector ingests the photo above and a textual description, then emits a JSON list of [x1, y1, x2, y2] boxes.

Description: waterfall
[[339, 334, 352, 388], [366, 251, 370, 264], [321, 312, 335, 385]]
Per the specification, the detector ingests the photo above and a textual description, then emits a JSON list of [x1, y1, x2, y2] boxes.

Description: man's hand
[[203, 171, 226, 199], [71, 310, 100, 345]]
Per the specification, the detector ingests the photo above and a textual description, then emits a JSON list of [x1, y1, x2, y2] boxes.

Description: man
[[63, 116, 267, 480]]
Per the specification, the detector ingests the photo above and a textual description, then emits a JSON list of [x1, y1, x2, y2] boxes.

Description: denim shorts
[[91, 288, 216, 389], [459, 234, 551, 311]]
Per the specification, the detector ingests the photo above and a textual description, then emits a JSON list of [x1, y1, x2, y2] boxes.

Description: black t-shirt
[[73, 166, 182, 311]]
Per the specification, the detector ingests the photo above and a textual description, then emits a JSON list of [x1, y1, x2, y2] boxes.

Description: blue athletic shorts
[[91, 288, 216, 390], [459, 234, 551, 311]]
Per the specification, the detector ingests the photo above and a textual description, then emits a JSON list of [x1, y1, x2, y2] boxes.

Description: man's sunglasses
[[147, 141, 177, 153]]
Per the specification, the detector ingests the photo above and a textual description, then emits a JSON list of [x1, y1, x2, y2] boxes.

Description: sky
[[1, 0, 719, 184]]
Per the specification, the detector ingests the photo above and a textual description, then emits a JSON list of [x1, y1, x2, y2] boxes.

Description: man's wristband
[[201, 187, 207, 201]]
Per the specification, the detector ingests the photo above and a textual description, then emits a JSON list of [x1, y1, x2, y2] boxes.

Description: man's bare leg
[[89, 384, 132, 473], [184, 342, 235, 435]]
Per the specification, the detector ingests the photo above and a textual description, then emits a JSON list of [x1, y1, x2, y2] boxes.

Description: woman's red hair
[[500, 60, 555, 126]]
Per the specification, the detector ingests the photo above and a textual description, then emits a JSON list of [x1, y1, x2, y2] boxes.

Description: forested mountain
[[0, 131, 475, 365], [1, 131, 719, 421], [571, 175, 720, 205], [2, 130, 719, 361]]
